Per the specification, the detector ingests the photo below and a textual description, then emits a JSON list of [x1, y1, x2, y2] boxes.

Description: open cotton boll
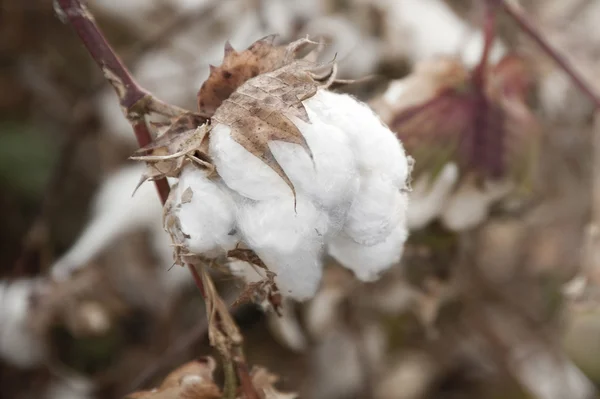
[[0, 280, 46, 368], [305, 90, 410, 189], [236, 196, 328, 300], [168, 166, 238, 257], [440, 178, 514, 232], [407, 163, 459, 230], [329, 213, 408, 282], [342, 174, 407, 246], [52, 164, 166, 280]]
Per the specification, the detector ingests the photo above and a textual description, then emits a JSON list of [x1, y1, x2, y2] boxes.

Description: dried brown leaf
[[130, 113, 212, 187], [181, 187, 194, 204], [212, 49, 328, 199], [197, 35, 309, 117]]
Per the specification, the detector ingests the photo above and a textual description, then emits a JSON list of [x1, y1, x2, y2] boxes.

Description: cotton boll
[[329, 218, 408, 282], [169, 166, 238, 257], [342, 174, 407, 246], [52, 164, 165, 280], [236, 196, 327, 300], [305, 90, 410, 189], [440, 178, 514, 232], [209, 124, 291, 200], [407, 163, 459, 230], [0, 279, 46, 368]]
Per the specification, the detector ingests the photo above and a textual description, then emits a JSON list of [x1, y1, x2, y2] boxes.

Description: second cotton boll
[[165, 89, 411, 300]]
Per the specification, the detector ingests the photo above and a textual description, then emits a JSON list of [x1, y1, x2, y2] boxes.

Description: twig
[[54, 0, 172, 202], [54, 1, 257, 396], [499, 0, 600, 109]]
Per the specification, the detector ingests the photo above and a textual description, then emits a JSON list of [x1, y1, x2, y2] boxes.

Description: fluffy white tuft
[[305, 90, 410, 189], [170, 166, 239, 257], [341, 174, 407, 246], [329, 221, 408, 282], [209, 124, 291, 200], [0, 279, 46, 368], [235, 196, 328, 300]]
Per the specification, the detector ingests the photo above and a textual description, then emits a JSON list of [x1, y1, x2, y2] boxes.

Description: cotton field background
[[1, 0, 600, 398]]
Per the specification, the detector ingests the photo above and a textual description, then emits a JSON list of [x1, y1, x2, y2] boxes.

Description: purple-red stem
[[500, 0, 600, 110], [56, 0, 171, 203], [53, 3, 258, 394]]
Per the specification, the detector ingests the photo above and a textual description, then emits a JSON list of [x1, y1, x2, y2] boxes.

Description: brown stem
[[54, 0, 172, 202], [54, 1, 257, 394], [500, 0, 600, 109]]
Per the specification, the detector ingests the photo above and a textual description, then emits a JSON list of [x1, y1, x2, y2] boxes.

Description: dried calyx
[[133, 35, 411, 301]]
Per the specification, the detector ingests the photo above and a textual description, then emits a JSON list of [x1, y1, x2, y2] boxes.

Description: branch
[[54, 0, 179, 203], [54, 1, 257, 396], [499, 0, 600, 110]]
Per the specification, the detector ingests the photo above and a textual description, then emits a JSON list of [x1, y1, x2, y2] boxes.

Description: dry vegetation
[[1, 1, 600, 398]]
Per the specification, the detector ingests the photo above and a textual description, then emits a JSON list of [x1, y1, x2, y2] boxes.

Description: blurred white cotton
[[0, 279, 46, 368], [376, 0, 505, 67], [440, 178, 513, 232], [407, 163, 459, 230], [51, 164, 168, 280]]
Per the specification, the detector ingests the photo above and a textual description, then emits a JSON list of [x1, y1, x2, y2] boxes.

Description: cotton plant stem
[[54, 1, 256, 396], [54, 0, 173, 203], [499, 0, 600, 110]]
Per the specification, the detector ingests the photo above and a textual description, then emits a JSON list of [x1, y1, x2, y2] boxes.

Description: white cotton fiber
[[342, 174, 406, 246], [170, 166, 238, 257], [0, 279, 46, 368], [268, 111, 360, 216], [209, 124, 291, 200], [235, 196, 328, 300], [304, 90, 410, 189], [329, 205, 408, 282]]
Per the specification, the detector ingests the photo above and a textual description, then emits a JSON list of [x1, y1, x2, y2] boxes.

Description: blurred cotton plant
[[50, 164, 191, 295], [0, 279, 47, 368], [134, 36, 411, 301], [372, 48, 540, 232]]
